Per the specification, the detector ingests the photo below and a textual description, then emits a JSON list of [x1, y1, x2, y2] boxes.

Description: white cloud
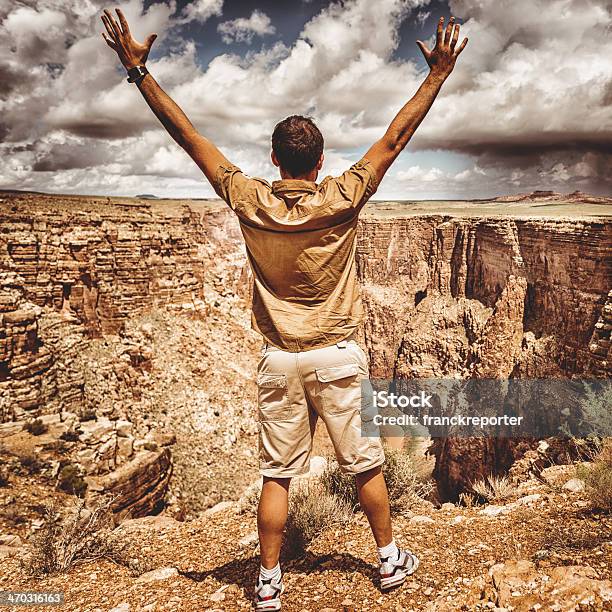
[[179, 0, 223, 24], [218, 10, 275, 45], [0, 0, 611, 198]]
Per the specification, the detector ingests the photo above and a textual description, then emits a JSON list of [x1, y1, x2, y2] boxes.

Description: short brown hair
[[272, 115, 324, 177]]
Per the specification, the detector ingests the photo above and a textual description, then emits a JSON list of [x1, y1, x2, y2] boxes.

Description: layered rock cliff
[[0, 193, 257, 517], [357, 213, 611, 497], [0, 192, 610, 506]]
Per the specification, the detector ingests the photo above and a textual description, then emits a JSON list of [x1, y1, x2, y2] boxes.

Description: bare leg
[[356, 466, 393, 547], [257, 476, 291, 568]]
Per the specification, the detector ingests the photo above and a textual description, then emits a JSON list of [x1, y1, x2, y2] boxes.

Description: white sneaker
[[379, 549, 420, 591], [255, 573, 284, 611]]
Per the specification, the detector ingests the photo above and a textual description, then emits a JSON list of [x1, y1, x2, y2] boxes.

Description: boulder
[[562, 478, 585, 493], [136, 567, 178, 583], [86, 448, 172, 520]]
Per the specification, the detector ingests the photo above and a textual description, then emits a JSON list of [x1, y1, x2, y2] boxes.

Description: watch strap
[[126, 65, 149, 83]]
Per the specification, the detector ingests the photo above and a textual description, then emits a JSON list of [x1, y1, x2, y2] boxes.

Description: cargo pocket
[[257, 373, 290, 422], [315, 363, 361, 415]]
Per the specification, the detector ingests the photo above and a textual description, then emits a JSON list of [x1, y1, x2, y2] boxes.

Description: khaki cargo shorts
[[256, 335, 385, 477]]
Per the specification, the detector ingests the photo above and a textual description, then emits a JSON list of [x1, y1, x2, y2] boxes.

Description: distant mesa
[[136, 194, 160, 200], [493, 190, 612, 204]]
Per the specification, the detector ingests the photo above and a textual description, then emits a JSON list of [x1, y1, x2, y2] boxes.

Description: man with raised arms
[[101, 9, 467, 609]]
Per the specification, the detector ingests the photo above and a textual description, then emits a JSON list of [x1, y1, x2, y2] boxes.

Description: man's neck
[[279, 169, 318, 182]]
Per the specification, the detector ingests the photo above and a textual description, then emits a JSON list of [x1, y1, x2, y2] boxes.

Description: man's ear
[[317, 153, 324, 171], [271, 150, 280, 168]]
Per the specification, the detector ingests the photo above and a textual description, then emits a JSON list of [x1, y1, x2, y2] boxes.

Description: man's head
[[271, 115, 324, 180]]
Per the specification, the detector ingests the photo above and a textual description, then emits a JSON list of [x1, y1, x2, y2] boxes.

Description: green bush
[[579, 384, 612, 438], [57, 464, 87, 498], [24, 418, 48, 436]]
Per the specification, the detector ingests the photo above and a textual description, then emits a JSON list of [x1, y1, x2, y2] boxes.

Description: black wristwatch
[[126, 65, 149, 84]]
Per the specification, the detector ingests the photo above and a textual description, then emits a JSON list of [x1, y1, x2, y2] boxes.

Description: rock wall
[[1, 193, 610, 505], [0, 195, 247, 421], [0, 193, 255, 516], [357, 215, 611, 498]]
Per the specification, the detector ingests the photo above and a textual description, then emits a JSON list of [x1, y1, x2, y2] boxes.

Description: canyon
[[0, 190, 610, 514]]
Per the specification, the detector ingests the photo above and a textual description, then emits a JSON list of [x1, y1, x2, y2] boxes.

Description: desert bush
[[57, 464, 87, 498], [471, 475, 515, 503], [321, 447, 433, 513], [60, 429, 80, 443], [19, 454, 45, 475], [283, 481, 352, 559], [24, 418, 48, 436], [579, 383, 612, 438], [24, 497, 116, 576], [458, 492, 476, 508], [79, 409, 96, 422], [577, 439, 612, 511]]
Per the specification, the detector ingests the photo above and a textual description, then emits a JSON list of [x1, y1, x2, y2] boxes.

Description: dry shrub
[[57, 464, 87, 497], [2, 506, 26, 525], [577, 439, 612, 511], [24, 497, 117, 576], [458, 492, 476, 508], [321, 447, 433, 513], [283, 481, 352, 559], [471, 475, 515, 503], [24, 418, 48, 436], [19, 454, 45, 475]]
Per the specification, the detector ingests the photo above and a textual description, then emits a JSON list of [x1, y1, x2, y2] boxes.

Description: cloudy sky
[[1, 0, 611, 199]]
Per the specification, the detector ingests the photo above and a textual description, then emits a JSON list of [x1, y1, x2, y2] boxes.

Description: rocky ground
[[0, 460, 610, 612]]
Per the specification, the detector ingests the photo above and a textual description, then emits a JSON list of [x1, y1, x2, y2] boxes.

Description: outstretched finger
[[101, 32, 117, 49], [454, 37, 468, 56], [103, 9, 121, 39], [116, 8, 130, 35], [416, 40, 430, 59], [436, 16, 444, 46], [444, 16, 455, 46], [450, 23, 460, 50], [101, 14, 117, 42]]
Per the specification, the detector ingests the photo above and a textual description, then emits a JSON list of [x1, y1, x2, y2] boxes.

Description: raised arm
[[101, 8, 230, 189], [364, 16, 468, 184]]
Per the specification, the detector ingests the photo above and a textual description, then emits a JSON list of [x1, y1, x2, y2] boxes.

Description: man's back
[[213, 158, 379, 351]]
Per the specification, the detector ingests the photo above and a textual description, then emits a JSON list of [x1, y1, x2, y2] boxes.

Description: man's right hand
[[101, 8, 157, 70], [416, 16, 468, 80]]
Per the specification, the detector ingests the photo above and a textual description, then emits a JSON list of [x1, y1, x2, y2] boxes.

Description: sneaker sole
[[380, 554, 420, 591], [255, 583, 284, 611]]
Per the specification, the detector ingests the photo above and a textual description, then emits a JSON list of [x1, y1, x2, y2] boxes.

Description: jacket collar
[[271, 179, 318, 198]]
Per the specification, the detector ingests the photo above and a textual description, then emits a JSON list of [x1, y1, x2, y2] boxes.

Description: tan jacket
[[213, 157, 379, 351]]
